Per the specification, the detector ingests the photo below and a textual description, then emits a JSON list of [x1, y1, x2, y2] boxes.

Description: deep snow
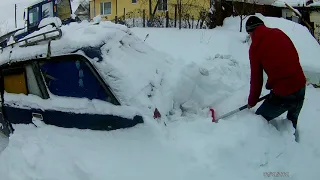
[[0, 14, 320, 180]]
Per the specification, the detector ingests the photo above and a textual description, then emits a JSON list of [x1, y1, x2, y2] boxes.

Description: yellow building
[[89, 0, 210, 22]]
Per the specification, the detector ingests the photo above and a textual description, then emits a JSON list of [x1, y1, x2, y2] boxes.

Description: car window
[[29, 6, 40, 27], [38, 57, 116, 104], [42, 2, 54, 19], [2, 64, 44, 98], [3, 67, 28, 94]]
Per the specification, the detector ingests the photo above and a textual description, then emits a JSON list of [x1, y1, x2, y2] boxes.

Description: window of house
[[132, 0, 137, 4], [42, 2, 54, 19], [157, 0, 168, 11], [38, 58, 116, 104], [100, 2, 111, 15]]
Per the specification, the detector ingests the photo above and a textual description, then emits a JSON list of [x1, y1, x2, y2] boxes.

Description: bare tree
[[206, 0, 226, 29], [231, 0, 276, 32], [238, 0, 255, 32]]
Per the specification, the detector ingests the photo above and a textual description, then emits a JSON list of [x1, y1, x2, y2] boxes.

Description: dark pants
[[255, 86, 306, 129]]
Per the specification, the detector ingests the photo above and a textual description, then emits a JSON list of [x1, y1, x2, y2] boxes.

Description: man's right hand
[[266, 83, 272, 90]]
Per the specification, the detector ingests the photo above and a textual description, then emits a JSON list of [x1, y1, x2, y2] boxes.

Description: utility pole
[[15, 4, 17, 28], [179, 0, 182, 29], [149, 0, 152, 26]]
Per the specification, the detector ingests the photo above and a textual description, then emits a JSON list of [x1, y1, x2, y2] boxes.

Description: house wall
[[89, 0, 210, 21], [310, 11, 320, 42], [142, 0, 210, 20], [231, 2, 282, 17]]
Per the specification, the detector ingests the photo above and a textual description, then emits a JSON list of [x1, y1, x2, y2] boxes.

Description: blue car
[[0, 21, 168, 137]]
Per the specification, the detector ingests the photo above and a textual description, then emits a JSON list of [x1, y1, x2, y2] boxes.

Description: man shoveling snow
[[245, 16, 306, 142]]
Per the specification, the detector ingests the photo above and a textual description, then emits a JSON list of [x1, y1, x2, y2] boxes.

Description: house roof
[[272, 0, 306, 7], [71, 1, 81, 13], [229, 0, 320, 7]]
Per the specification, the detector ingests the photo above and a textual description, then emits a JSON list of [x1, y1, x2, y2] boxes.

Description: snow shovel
[[211, 94, 270, 123]]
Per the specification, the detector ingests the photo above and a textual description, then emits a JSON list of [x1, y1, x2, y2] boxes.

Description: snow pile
[[131, 27, 252, 116], [169, 54, 250, 116], [272, 0, 306, 7], [1, 87, 320, 180], [0, 14, 320, 180], [4, 93, 142, 119], [38, 17, 62, 29], [93, 15, 102, 24], [14, 27, 27, 37]]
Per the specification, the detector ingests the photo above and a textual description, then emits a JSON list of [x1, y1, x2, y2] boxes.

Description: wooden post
[[179, 0, 182, 29], [192, 16, 194, 29], [149, 0, 152, 21], [166, 11, 169, 27], [115, 0, 118, 23], [15, 4, 17, 28], [143, 9, 146, 27], [94, 0, 96, 18], [174, 4, 177, 28]]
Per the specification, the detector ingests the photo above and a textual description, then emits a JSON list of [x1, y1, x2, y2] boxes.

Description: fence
[[115, 3, 211, 29]]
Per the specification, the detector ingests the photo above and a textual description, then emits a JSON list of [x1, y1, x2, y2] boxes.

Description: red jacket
[[248, 25, 306, 107]]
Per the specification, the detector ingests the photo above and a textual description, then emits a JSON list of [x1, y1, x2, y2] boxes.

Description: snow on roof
[[271, 0, 312, 7], [0, 21, 174, 111], [307, 0, 320, 6]]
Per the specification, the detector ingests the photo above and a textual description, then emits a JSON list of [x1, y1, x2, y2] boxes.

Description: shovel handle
[[239, 94, 270, 111], [215, 94, 270, 122]]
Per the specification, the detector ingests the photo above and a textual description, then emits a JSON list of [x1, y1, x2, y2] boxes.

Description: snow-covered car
[[0, 21, 172, 134]]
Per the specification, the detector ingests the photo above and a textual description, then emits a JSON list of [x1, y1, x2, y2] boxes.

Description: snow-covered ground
[[0, 14, 320, 180]]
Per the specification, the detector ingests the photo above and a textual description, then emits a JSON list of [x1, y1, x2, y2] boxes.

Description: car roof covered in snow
[[0, 21, 173, 110]]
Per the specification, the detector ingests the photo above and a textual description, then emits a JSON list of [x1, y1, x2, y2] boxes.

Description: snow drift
[[0, 14, 320, 180]]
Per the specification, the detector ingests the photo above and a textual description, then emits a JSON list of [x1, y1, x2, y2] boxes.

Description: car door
[[34, 54, 143, 131], [1, 61, 48, 126]]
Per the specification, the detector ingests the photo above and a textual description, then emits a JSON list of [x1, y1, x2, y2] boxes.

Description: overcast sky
[[0, 0, 82, 35]]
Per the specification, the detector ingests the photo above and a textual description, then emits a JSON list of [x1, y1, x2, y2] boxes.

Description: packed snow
[[38, 17, 63, 29], [272, 0, 307, 6], [0, 14, 320, 180], [4, 92, 142, 119]]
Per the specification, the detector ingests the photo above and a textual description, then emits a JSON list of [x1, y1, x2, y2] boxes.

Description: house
[[225, 0, 320, 41], [89, 0, 211, 24], [74, 3, 91, 21]]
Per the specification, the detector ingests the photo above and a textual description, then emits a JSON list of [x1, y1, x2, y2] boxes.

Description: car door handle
[[32, 113, 43, 121]]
